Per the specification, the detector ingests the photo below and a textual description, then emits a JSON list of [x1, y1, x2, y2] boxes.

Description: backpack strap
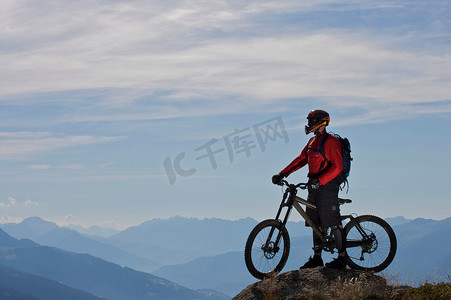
[[323, 132, 350, 192], [308, 133, 331, 179], [317, 133, 330, 163]]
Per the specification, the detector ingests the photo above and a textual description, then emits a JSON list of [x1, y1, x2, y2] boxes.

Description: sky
[[1, 0, 450, 229]]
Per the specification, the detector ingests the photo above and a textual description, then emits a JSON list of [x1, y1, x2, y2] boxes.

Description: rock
[[233, 267, 390, 300]]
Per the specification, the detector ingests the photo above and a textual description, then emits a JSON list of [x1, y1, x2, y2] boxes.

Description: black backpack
[[317, 132, 352, 191]]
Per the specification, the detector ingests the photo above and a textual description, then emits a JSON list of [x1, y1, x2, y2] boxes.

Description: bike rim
[[250, 225, 286, 275], [346, 220, 392, 270]]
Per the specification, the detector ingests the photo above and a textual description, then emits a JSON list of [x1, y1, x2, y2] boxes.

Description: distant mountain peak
[[22, 216, 58, 227], [385, 216, 411, 226], [0, 216, 59, 241], [23, 216, 45, 222]]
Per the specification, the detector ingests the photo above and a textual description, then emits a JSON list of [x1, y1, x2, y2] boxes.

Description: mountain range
[[105, 216, 260, 266], [1, 216, 161, 272], [0, 263, 105, 300], [64, 223, 119, 237], [1, 215, 450, 298], [0, 228, 228, 300], [154, 216, 451, 295], [388, 217, 451, 283]]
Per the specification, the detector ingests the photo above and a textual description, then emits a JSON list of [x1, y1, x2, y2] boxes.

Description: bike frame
[[268, 181, 371, 253]]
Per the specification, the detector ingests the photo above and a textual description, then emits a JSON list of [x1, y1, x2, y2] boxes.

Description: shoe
[[300, 256, 324, 269], [325, 256, 346, 269]]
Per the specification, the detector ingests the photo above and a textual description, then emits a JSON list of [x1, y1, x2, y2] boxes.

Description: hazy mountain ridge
[[389, 217, 451, 283], [154, 251, 255, 297], [1, 216, 59, 241], [1, 216, 449, 298], [0, 215, 314, 269], [154, 217, 451, 296], [105, 216, 259, 265], [64, 223, 120, 238], [0, 263, 105, 300], [0, 228, 228, 300], [0, 217, 161, 272], [385, 216, 412, 227]]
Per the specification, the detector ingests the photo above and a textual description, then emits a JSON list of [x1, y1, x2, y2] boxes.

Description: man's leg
[[300, 191, 325, 269], [331, 225, 346, 254], [299, 228, 324, 269], [325, 225, 347, 269], [313, 227, 324, 255], [315, 178, 347, 269]]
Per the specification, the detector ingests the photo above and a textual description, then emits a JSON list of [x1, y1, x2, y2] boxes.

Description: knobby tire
[[344, 215, 397, 272], [244, 219, 290, 280]]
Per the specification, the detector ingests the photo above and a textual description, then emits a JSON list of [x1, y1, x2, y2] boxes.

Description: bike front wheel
[[344, 215, 397, 272], [244, 219, 290, 279]]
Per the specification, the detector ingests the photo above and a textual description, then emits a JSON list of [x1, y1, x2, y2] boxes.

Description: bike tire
[[344, 215, 397, 272], [244, 219, 290, 279]]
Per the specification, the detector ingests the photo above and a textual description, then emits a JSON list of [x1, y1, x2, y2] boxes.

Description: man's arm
[[280, 145, 308, 177]]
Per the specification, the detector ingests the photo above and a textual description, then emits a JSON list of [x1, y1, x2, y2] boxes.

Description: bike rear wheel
[[344, 215, 397, 272], [244, 219, 290, 279]]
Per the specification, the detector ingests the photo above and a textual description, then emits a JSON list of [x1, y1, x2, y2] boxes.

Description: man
[[271, 109, 347, 269]]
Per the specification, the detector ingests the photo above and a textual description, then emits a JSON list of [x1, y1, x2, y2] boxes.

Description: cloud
[[100, 162, 115, 168], [23, 199, 39, 207], [0, 197, 17, 208], [7, 197, 16, 207], [0, 0, 449, 125], [0, 132, 125, 160], [4, 32, 450, 104], [28, 164, 85, 170], [0, 214, 22, 224], [0, 197, 38, 208], [0, 132, 52, 138], [28, 164, 52, 170]]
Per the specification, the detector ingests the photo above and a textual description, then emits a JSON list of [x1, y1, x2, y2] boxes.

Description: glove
[[272, 173, 285, 185], [309, 178, 320, 190]]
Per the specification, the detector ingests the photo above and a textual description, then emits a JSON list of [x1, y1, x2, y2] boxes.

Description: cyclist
[[272, 109, 347, 269]]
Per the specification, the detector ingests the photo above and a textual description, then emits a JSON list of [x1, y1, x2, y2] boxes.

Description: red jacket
[[280, 132, 343, 186]]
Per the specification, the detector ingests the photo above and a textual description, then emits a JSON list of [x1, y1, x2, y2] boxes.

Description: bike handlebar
[[280, 179, 308, 190]]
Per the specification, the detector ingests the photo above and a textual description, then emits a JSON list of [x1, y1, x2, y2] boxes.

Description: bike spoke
[[345, 216, 396, 272], [251, 227, 284, 273], [245, 220, 290, 279]]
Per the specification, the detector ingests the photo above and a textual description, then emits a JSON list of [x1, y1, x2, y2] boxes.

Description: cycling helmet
[[305, 110, 330, 134]]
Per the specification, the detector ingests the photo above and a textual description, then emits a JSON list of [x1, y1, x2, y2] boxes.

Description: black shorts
[[306, 178, 342, 228]]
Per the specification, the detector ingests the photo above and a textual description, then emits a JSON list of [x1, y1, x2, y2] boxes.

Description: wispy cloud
[[1, 0, 450, 125], [0, 197, 17, 208], [28, 163, 85, 170], [100, 162, 115, 168], [0, 132, 52, 138], [0, 197, 38, 208], [0, 214, 22, 224], [0, 132, 125, 160], [23, 199, 39, 207], [7, 197, 16, 207]]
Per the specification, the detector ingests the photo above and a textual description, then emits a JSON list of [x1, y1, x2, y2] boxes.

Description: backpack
[[317, 132, 352, 191]]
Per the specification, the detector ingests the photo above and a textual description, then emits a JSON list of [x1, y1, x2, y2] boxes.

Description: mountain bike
[[244, 180, 397, 280]]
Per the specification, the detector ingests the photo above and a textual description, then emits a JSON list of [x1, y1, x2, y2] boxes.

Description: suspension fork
[[264, 187, 295, 249]]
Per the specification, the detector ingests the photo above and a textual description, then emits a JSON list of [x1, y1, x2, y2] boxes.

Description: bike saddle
[[338, 198, 352, 205]]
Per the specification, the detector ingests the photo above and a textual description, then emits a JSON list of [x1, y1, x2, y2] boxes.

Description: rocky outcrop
[[233, 267, 407, 300]]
